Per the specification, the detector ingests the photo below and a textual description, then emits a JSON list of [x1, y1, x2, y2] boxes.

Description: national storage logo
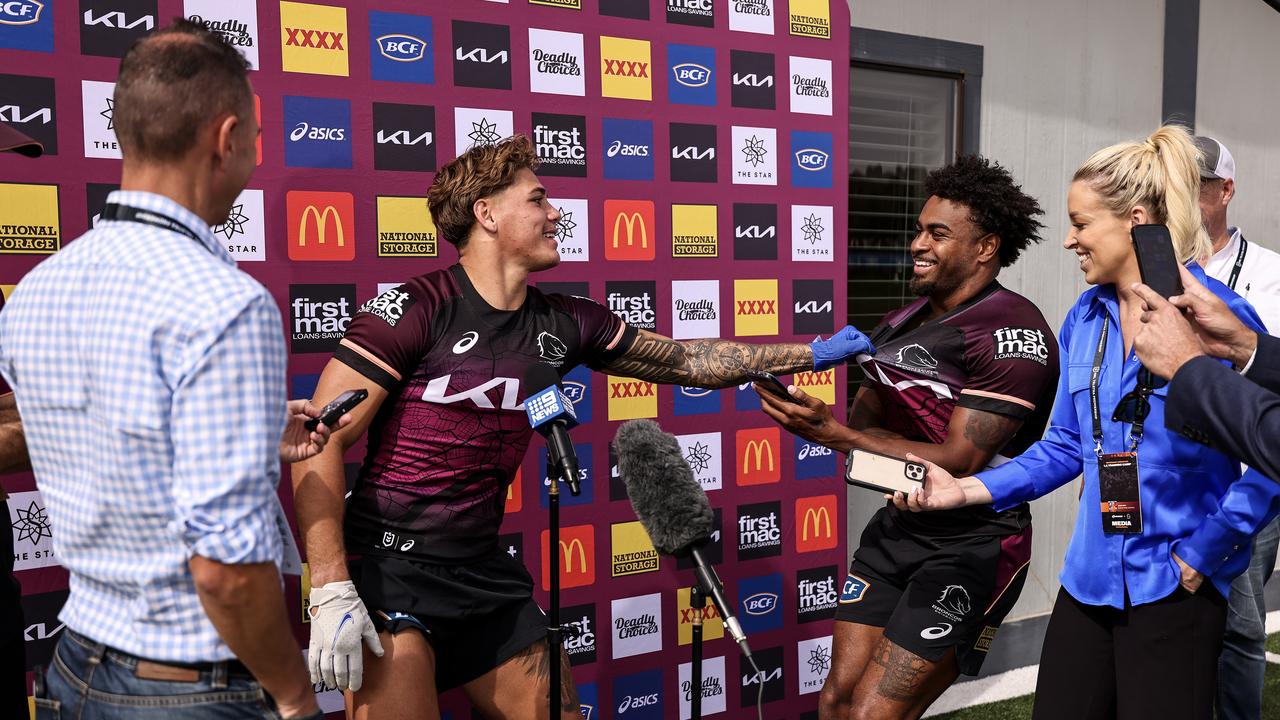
[[796, 495, 838, 552], [376, 196, 435, 257], [604, 199, 655, 260], [733, 278, 779, 336], [287, 191, 354, 261], [611, 521, 659, 577], [369, 11, 432, 84], [288, 283, 355, 353], [671, 204, 717, 257], [599, 35, 651, 100], [0, 183, 59, 254], [541, 524, 595, 590], [279, 0, 349, 77], [788, 0, 831, 38]]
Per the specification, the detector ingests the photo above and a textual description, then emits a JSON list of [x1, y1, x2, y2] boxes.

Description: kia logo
[[744, 592, 778, 615]]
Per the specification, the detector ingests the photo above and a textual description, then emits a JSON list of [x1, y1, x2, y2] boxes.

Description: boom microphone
[[523, 363, 581, 496], [613, 419, 755, 667]]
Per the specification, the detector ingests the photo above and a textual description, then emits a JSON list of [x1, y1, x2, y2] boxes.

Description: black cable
[[744, 655, 765, 720]]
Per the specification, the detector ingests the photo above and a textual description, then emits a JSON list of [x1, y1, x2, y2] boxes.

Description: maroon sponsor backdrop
[[0, 0, 849, 716]]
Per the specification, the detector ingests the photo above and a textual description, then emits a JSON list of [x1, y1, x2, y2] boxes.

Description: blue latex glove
[[810, 326, 875, 371]]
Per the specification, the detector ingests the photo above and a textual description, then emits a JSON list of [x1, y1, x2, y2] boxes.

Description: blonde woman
[[892, 125, 1280, 720]]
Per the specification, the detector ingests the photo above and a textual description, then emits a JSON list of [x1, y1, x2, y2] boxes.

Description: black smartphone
[[744, 369, 796, 403], [304, 389, 368, 431], [845, 449, 926, 494], [1131, 224, 1183, 298]]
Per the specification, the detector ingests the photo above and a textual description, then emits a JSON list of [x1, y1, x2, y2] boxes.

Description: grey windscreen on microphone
[[613, 419, 715, 556]]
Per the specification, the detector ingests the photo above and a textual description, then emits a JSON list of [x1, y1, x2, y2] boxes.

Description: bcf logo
[[287, 191, 354, 261], [667, 43, 715, 106], [737, 573, 783, 633], [369, 11, 433, 84]]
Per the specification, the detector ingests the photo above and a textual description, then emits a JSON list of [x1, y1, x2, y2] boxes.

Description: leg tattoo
[[870, 637, 931, 703]]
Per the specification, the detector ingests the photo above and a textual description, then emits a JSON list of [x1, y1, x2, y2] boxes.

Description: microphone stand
[[690, 583, 705, 720], [546, 451, 580, 718]]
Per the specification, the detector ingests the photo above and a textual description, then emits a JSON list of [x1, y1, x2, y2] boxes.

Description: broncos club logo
[[895, 343, 939, 370], [537, 331, 568, 366]]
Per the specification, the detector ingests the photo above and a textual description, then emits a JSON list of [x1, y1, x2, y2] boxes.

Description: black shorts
[[834, 506, 1032, 676], [354, 549, 548, 691]]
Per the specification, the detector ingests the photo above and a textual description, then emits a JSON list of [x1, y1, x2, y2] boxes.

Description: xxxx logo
[[736, 300, 776, 315], [610, 382, 655, 398], [796, 371, 833, 387], [680, 606, 720, 623], [604, 59, 649, 77], [286, 28, 344, 49]]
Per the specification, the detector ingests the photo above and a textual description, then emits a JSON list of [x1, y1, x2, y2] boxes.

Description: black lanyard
[[1089, 320, 1146, 454], [1227, 234, 1248, 291], [100, 203, 207, 249], [1089, 321, 1109, 455]]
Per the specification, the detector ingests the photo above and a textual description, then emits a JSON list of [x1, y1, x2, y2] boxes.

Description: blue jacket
[[978, 265, 1280, 606]]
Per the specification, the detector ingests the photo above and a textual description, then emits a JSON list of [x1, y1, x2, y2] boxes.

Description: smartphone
[[845, 449, 925, 494], [744, 369, 796, 403], [304, 388, 368, 431], [1131, 224, 1183, 298]]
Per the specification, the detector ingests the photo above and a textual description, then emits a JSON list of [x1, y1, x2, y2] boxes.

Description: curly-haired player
[[291, 135, 874, 720], [760, 155, 1058, 720]]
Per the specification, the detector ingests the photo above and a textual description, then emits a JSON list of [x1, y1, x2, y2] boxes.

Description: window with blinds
[[847, 65, 960, 393]]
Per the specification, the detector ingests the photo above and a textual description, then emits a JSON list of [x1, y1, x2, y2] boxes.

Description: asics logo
[[453, 331, 479, 354], [920, 623, 952, 639]]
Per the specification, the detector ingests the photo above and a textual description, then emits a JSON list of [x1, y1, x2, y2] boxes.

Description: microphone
[[523, 364, 581, 496], [613, 419, 755, 667]]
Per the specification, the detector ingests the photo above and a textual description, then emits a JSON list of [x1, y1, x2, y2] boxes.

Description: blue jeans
[[34, 629, 311, 720], [1216, 514, 1280, 720]]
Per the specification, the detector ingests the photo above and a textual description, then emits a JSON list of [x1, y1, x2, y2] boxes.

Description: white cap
[[1193, 136, 1235, 181]]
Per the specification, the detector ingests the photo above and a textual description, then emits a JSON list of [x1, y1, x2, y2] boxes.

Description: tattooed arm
[[0, 392, 29, 476], [598, 329, 813, 389]]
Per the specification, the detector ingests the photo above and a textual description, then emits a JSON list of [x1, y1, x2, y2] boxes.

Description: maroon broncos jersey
[[335, 265, 632, 562], [858, 281, 1058, 536]]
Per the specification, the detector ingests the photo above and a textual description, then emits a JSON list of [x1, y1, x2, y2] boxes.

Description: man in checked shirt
[[0, 21, 343, 720]]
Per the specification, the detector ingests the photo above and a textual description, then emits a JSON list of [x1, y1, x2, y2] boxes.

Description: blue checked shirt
[[0, 191, 287, 662]]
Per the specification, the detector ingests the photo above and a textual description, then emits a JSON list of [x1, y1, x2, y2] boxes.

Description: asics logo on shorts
[[920, 623, 952, 640]]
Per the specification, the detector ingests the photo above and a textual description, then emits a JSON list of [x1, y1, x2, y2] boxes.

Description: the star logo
[[13, 501, 52, 546], [685, 442, 712, 474], [802, 213, 825, 245], [100, 98, 114, 131], [807, 644, 831, 674], [556, 207, 576, 243], [467, 118, 501, 147], [743, 134, 767, 167], [213, 204, 248, 240]]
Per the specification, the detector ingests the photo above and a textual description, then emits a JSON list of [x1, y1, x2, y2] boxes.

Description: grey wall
[[1196, 0, 1280, 249], [848, 0, 1166, 620]]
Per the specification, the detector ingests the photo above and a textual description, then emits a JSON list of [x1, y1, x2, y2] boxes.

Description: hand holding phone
[[744, 369, 797, 404], [1131, 224, 1184, 298], [305, 389, 369, 431], [845, 449, 925, 495]]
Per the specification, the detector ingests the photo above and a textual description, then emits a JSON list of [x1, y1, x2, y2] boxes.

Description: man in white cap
[[1196, 134, 1280, 720]]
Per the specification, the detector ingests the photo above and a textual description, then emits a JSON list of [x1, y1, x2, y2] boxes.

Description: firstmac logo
[[287, 191, 354, 261]]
